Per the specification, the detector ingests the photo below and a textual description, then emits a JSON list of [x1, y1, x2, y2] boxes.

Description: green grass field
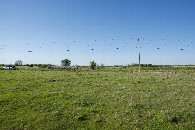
[[0, 70, 194, 129]]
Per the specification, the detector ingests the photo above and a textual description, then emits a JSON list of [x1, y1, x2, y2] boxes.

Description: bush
[[97, 65, 100, 70], [38, 64, 48, 68]]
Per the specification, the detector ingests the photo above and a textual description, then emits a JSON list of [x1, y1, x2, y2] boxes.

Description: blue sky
[[0, 0, 194, 65]]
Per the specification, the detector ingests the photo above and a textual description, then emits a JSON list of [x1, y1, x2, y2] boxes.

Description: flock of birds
[[0, 37, 193, 53]]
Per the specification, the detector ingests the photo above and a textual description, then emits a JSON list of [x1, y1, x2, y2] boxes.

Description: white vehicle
[[3, 65, 16, 70]]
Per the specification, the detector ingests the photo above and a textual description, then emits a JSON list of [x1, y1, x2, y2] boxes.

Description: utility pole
[[138, 38, 141, 73]]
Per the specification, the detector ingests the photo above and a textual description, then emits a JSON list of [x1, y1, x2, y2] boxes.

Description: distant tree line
[[1, 60, 192, 70]]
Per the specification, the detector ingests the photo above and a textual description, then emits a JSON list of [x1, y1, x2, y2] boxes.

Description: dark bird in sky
[[157, 48, 160, 49], [116, 48, 119, 49], [91, 49, 94, 50], [67, 50, 70, 51], [28, 51, 32, 52], [181, 49, 183, 50]]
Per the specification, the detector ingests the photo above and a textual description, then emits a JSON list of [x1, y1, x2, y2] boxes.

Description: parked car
[[3, 65, 16, 70]]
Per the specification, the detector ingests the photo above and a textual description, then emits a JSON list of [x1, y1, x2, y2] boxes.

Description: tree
[[90, 61, 96, 70], [61, 59, 71, 66], [101, 63, 104, 69], [15, 60, 23, 66]]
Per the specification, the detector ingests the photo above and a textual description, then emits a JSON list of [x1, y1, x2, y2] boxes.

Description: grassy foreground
[[0, 70, 194, 129]]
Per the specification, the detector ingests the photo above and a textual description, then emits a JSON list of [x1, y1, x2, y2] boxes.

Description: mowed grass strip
[[0, 70, 194, 129]]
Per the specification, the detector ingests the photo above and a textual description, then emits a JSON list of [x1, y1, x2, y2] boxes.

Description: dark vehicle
[[3, 65, 16, 70]]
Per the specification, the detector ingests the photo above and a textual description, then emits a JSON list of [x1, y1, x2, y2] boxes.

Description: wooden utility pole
[[138, 38, 141, 73]]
